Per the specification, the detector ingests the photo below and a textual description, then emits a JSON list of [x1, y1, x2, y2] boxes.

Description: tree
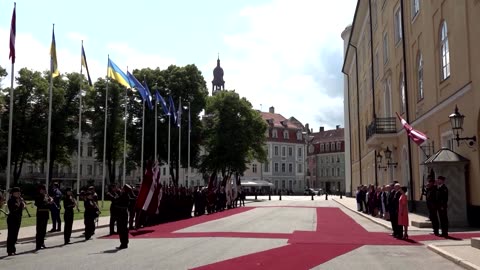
[[45, 72, 83, 182], [0, 68, 48, 185], [84, 79, 126, 184], [127, 65, 208, 186], [200, 91, 267, 185]]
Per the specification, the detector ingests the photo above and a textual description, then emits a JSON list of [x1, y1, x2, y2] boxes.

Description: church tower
[[212, 55, 225, 95]]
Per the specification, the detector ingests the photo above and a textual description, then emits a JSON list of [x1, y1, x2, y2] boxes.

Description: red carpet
[[101, 206, 480, 269], [191, 243, 362, 270]]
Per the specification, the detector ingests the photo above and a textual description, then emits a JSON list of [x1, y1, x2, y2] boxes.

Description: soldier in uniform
[[6, 187, 25, 256], [84, 191, 99, 240], [425, 176, 440, 235], [116, 184, 133, 249], [128, 186, 138, 230], [63, 188, 77, 245], [436, 176, 449, 237], [106, 184, 120, 235], [35, 185, 52, 250], [49, 182, 62, 232]]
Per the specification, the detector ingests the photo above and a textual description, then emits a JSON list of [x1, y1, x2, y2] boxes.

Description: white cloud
[[202, 0, 356, 130]]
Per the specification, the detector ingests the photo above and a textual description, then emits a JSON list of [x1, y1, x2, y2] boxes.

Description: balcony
[[366, 117, 397, 147]]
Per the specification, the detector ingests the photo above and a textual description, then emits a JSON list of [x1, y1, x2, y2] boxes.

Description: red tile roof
[[260, 112, 303, 129], [260, 111, 305, 144]]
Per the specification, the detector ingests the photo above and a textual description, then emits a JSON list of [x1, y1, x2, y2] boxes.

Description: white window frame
[[288, 146, 293, 157], [411, 0, 420, 20], [281, 163, 286, 173], [252, 164, 257, 173], [274, 146, 279, 156], [418, 53, 424, 101], [283, 130, 289, 139], [383, 32, 389, 64], [264, 162, 270, 173], [274, 163, 279, 173], [272, 129, 278, 138], [288, 163, 293, 173], [394, 6, 402, 44], [400, 73, 406, 114], [297, 163, 303, 173], [282, 146, 286, 157], [331, 142, 335, 151], [320, 144, 324, 152], [336, 142, 341, 150], [440, 21, 450, 80]]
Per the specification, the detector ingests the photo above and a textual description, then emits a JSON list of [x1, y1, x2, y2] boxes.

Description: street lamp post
[[449, 105, 477, 147]]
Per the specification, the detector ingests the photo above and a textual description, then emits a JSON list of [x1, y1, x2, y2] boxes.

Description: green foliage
[[127, 65, 208, 185], [84, 79, 125, 183], [200, 91, 267, 181]]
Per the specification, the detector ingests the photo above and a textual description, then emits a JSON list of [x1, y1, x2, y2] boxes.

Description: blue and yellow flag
[[50, 26, 59, 78], [107, 59, 131, 88]]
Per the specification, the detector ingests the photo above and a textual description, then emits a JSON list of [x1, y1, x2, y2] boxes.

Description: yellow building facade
[[342, 0, 480, 225]]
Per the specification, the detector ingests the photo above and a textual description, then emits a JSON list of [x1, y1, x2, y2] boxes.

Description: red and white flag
[[135, 163, 153, 210], [141, 162, 162, 215], [9, 3, 16, 64], [396, 112, 428, 145]]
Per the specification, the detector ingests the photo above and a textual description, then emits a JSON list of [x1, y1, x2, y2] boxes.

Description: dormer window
[[320, 144, 325, 152], [283, 130, 289, 139], [331, 142, 335, 151], [296, 131, 302, 140], [326, 143, 330, 152], [272, 129, 278, 138], [336, 142, 341, 150]]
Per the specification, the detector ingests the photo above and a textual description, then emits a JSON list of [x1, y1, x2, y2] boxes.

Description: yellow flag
[[50, 26, 59, 78]]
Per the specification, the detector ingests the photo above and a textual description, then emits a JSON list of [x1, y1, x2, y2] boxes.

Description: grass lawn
[[0, 200, 111, 230]]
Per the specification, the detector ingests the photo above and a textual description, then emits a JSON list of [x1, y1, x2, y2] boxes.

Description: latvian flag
[[396, 112, 428, 145], [136, 162, 162, 215]]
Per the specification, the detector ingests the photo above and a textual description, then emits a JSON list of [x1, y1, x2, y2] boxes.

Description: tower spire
[[212, 54, 225, 95]]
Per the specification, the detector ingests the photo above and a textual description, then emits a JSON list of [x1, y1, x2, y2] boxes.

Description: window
[[441, 131, 454, 151], [274, 163, 279, 172], [394, 7, 402, 44], [297, 147, 303, 158], [274, 146, 279, 156], [288, 163, 293, 173], [163, 167, 166, 176], [282, 146, 286, 157], [266, 146, 270, 157], [252, 164, 257, 173], [336, 142, 341, 150], [87, 165, 93, 175], [384, 76, 392, 117], [331, 142, 335, 151], [400, 73, 406, 113], [383, 32, 389, 64], [272, 129, 278, 138], [326, 143, 330, 152], [337, 167, 341, 176], [283, 130, 289, 139], [372, 0, 378, 30], [411, 0, 420, 19], [331, 157, 335, 163], [337, 156, 341, 163], [332, 168, 335, 177], [374, 49, 379, 79], [87, 145, 94, 157], [281, 163, 286, 173], [320, 144, 324, 152], [79, 164, 83, 176], [288, 147, 293, 157], [297, 163, 303, 173], [418, 53, 424, 101], [320, 157, 324, 164], [440, 21, 450, 80], [326, 169, 329, 177], [264, 163, 270, 172], [321, 169, 324, 177], [296, 131, 302, 140]]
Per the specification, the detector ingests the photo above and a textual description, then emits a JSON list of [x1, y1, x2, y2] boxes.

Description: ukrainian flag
[[50, 27, 59, 78], [107, 58, 131, 88]]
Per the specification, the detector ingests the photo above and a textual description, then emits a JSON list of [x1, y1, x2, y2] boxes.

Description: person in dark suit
[[436, 176, 449, 237], [49, 183, 62, 232], [63, 188, 77, 245], [425, 176, 440, 235], [6, 187, 25, 256], [106, 184, 120, 235], [84, 191, 99, 240], [35, 185, 52, 250], [116, 184, 133, 249]]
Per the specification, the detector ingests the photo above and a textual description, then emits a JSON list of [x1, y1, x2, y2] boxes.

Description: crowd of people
[[355, 175, 449, 239]]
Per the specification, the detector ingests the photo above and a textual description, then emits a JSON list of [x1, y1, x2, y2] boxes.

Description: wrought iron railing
[[366, 117, 396, 140]]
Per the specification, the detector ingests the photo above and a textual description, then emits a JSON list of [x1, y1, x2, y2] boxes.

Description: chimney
[[336, 125, 340, 130], [305, 123, 310, 133], [320, 126, 324, 132], [310, 128, 313, 133], [269, 106, 275, 113]]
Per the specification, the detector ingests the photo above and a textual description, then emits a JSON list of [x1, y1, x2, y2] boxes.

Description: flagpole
[[77, 41, 83, 197], [101, 55, 110, 208], [154, 85, 158, 162], [6, 3, 16, 194], [187, 102, 191, 188], [141, 100, 145, 182], [167, 112, 171, 184], [123, 68, 128, 186], [46, 24, 55, 189], [178, 98, 182, 187]]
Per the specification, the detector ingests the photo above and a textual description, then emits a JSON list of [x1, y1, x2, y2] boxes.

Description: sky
[[0, 0, 357, 131]]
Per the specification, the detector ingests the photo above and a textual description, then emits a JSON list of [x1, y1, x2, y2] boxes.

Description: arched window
[[384, 76, 392, 117], [400, 73, 406, 114], [417, 53, 424, 100], [440, 21, 450, 80]]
